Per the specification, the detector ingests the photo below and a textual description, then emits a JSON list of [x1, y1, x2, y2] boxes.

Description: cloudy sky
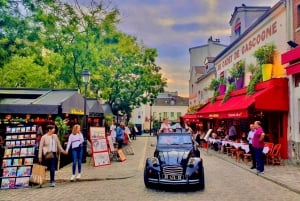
[[112, 0, 278, 97]]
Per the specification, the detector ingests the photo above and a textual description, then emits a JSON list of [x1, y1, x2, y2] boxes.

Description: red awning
[[197, 78, 288, 119], [183, 114, 200, 122]]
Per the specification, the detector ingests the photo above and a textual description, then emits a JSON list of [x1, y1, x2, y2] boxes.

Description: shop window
[[170, 112, 174, 118], [295, 73, 300, 87]]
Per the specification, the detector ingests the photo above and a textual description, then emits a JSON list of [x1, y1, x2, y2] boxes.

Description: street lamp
[[149, 103, 152, 136], [115, 97, 121, 124], [81, 69, 91, 163]]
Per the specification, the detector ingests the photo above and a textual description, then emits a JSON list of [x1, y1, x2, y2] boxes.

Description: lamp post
[[115, 97, 121, 124], [149, 103, 152, 136], [81, 69, 91, 163]]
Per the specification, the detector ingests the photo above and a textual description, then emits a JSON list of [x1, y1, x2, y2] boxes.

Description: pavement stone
[[50, 134, 300, 195]]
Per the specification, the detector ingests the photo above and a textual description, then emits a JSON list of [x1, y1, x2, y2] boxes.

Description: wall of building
[[215, 3, 287, 85], [293, 0, 300, 45]]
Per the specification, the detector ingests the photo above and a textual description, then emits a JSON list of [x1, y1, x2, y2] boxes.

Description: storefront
[[282, 46, 300, 161], [197, 78, 289, 158], [87, 99, 104, 128]]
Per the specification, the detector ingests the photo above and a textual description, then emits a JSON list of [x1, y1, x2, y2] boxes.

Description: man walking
[[247, 124, 256, 169]]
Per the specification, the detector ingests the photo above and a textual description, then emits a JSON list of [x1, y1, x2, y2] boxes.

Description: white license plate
[[163, 174, 182, 180]]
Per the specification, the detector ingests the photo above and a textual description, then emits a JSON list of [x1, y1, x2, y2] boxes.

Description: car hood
[[158, 150, 190, 166]]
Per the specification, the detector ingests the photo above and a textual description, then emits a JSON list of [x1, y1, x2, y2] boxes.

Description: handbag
[[45, 152, 54, 160], [29, 163, 47, 186]]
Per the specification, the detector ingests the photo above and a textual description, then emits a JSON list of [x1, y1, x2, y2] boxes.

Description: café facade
[[196, 1, 290, 159]]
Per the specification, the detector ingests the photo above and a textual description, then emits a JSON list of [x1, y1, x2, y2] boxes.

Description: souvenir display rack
[[0, 125, 37, 189]]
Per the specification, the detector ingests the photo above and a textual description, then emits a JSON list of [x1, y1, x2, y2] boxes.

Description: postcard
[[15, 177, 29, 188], [11, 134, 18, 140], [16, 127, 21, 133], [27, 147, 34, 156], [20, 140, 26, 146], [20, 127, 26, 133], [6, 135, 12, 140], [13, 158, 23, 166], [2, 159, 12, 167], [24, 158, 33, 165], [2, 167, 17, 177], [20, 148, 27, 157], [31, 134, 36, 139], [6, 127, 12, 133], [31, 126, 36, 132], [4, 148, 12, 158], [12, 148, 20, 157], [1, 178, 15, 189], [15, 140, 21, 146], [26, 127, 31, 132], [18, 134, 24, 140], [11, 128, 16, 133], [17, 166, 31, 177]]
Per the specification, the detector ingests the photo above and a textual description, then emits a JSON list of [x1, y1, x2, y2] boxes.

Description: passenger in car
[[158, 118, 172, 133]]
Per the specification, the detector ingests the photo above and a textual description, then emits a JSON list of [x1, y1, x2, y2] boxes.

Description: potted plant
[[218, 77, 227, 95], [229, 60, 245, 89], [209, 78, 220, 91], [253, 43, 276, 81]]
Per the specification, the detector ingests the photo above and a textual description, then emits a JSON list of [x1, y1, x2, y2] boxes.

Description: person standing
[[158, 118, 172, 133], [110, 120, 117, 143], [116, 121, 125, 149], [228, 124, 237, 141], [247, 124, 256, 169], [65, 124, 84, 181], [252, 121, 265, 174], [38, 125, 67, 187]]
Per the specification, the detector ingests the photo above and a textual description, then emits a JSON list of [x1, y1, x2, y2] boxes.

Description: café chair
[[267, 143, 282, 165], [243, 153, 252, 165], [264, 142, 274, 165]]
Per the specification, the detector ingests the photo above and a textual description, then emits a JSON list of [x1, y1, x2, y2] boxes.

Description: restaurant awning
[[197, 78, 288, 119], [183, 114, 199, 120], [87, 99, 104, 117], [0, 88, 86, 115]]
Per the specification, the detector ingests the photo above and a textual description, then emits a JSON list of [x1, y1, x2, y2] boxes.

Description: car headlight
[[188, 158, 196, 168], [150, 157, 159, 167]]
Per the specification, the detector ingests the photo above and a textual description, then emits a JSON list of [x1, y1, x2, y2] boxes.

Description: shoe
[[256, 171, 264, 174], [70, 175, 76, 181], [250, 166, 256, 169], [76, 173, 81, 180], [50, 182, 56, 187]]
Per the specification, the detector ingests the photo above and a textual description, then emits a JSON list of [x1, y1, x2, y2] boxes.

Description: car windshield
[[158, 134, 192, 145]]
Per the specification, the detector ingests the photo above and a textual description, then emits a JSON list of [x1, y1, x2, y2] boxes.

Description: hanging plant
[[211, 90, 219, 103], [209, 78, 220, 91], [223, 83, 236, 102], [247, 70, 262, 95]]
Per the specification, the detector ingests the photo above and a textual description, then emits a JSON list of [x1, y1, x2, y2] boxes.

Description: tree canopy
[[0, 0, 167, 117]]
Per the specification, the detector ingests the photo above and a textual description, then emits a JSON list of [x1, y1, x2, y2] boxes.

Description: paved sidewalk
[[202, 147, 300, 195], [50, 135, 300, 195], [49, 135, 150, 183]]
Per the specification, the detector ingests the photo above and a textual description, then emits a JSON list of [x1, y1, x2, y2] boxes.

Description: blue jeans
[[254, 147, 264, 172], [43, 152, 57, 183], [72, 146, 83, 175]]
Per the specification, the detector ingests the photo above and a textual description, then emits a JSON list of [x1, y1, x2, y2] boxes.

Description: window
[[170, 112, 174, 118], [295, 73, 300, 87], [177, 112, 181, 118], [163, 112, 168, 118], [234, 18, 241, 37]]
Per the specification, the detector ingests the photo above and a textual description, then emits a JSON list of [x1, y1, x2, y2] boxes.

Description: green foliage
[[223, 83, 236, 102], [0, 0, 167, 118], [209, 78, 220, 91], [54, 116, 70, 144], [211, 90, 219, 103], [247, 70, 262, 95], [229, 60, 245, 78], [219, 77, 226, 85], [247, 63, 260, 75], [253, 43, 276, 65]]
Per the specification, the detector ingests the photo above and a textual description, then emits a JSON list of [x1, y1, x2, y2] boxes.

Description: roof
[[87, 99, 104, 117], [0, 88, 86, 115], [213, 1, 284, 62]]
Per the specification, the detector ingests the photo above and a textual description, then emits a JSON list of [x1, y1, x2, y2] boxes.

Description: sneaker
[[76, 173, 81, 180], [250, 166, 256, 169], [70, 175, 76, 181], [50, 182, 56, 187], [256, 171, 264, 174]]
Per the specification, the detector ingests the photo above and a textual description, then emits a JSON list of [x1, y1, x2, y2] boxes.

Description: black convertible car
[[144, 133, 205, 190]]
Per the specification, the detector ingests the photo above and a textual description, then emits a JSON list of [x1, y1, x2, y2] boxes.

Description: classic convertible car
[[144, 133, 205, 190]]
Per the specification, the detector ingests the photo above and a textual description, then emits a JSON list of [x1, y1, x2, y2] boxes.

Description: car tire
[[199, 167, 205, 190], [144, 167, 151, 188]]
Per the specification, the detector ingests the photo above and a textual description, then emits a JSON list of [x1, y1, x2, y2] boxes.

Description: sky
[[111, 0, 279, 97]]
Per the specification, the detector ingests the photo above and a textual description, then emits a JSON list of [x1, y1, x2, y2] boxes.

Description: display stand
[[0, 125, 37, 189], [90, 127, 110, 167]]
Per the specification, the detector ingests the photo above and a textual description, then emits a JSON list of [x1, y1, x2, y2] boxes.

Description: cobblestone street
[[0, 136, 299, 201]]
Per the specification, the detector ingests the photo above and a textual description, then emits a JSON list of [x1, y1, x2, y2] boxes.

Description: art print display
[[90, 127, 106, 139], [0, 125, 37, 189], [93, 152, 110, 167], [92, 139, 108, 152]]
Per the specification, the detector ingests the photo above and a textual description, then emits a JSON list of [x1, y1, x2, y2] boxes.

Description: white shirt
[[247, 130, 255, 144], [65, 133, 84, 152]]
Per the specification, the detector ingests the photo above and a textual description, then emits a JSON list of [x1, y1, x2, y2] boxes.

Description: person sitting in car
[[171, 116, 192, 133]]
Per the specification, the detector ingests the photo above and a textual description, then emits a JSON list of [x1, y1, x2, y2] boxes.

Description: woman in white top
[[65, 124, 84, 181], [171, 116, 192, 133], [159, 118, 172, 133]]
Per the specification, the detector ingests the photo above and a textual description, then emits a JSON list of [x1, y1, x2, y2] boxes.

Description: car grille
[[162, 166, 183, 176]]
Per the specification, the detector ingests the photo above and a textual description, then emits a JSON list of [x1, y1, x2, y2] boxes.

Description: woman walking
[[65, 124, 84, 181], [38, 125, 67, 187]]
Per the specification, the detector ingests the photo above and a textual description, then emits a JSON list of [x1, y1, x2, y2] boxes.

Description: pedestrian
[[116, 121, 125, 149], [252, 121, 265, 174], [38, 125, 67, 187], [247, 123, 256, 169], [228, 124, 237, 141], [171, 116, 192, 133], [158, 118, 172, 133], [65, 124, 84, 181], [110, 120, 117, 143]]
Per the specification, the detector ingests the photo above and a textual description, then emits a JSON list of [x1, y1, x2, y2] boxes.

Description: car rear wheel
[[144, 167, 151, 188], [199, 167, 205, 190]]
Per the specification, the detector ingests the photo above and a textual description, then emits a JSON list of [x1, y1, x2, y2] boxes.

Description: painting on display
[[92, 139, 108, 153], [93, 152, 110, 167], [90, 127, 106, 139]]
